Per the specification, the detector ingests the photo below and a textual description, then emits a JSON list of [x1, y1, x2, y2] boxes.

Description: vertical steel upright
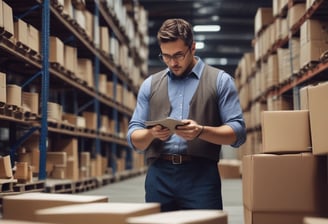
[[93, 2, 101, 155], [39, 0, 50, 180], [112, 74, 118, 174]]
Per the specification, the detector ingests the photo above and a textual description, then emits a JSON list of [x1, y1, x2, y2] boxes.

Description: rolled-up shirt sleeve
[[217, 70, 246, 148], [126, 76, 152, 151]]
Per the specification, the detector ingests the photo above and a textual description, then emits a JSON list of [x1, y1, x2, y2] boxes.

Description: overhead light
[[195, 42, 204, 49], [193, 25, 221, 32], [204, 58, 228, 65]]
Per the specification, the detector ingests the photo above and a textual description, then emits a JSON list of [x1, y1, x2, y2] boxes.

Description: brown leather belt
[[159, 154, 193, 164]]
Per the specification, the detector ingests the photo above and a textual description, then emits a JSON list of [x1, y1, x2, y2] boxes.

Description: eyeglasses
[[158, 48, 190, 63]]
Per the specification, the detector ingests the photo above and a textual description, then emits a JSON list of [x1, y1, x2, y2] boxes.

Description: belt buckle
[[171, 154, 182, 164]]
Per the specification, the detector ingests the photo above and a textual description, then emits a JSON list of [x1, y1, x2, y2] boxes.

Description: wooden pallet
[[0, 179, 17, 193], [45, 179, 74, 193], [5, 104, 24, 120], [13, 180, 45, 193]]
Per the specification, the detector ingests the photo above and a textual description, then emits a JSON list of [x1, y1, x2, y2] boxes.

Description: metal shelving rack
[[0, 0, 145, 185]]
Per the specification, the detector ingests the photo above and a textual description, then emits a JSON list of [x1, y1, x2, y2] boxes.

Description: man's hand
[[175, 119, 203, 140], [149, 125, 171, 141]]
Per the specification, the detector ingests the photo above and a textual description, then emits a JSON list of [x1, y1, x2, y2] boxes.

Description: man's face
[[159, 39, 196, 77]]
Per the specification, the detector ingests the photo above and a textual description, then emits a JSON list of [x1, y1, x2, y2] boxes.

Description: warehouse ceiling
[[138, 0, 272, 76]]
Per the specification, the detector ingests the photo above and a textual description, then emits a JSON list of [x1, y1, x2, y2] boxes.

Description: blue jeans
[[145, 157, 222, 211]]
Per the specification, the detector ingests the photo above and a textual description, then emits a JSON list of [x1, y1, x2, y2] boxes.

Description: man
[[127, 18, 246, 211]]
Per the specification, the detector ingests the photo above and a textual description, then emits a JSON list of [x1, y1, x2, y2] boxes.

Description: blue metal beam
[[39, 0, 50, 180]]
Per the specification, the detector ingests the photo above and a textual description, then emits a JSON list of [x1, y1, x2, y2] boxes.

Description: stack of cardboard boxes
[[234, 0, 328, 223]]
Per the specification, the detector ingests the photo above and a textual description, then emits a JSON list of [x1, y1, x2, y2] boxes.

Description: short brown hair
[[157, 18, 194, 47]]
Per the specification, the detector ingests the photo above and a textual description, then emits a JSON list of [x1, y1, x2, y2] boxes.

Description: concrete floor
[[80, 174, 244, 224]]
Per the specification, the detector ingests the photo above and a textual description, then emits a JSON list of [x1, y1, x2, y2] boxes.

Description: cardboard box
[[6, 84, 22, 107], [14, 19, 28, 46], [244, 207, 315, 224], [82, 111, 97, 130], [14, 161, 29, 180], [261, 110, 311, 153], [2, 1, 14, 38], [49, 36, 64, 65], [0, 155, 13, 178], [303, 217, 328, 224], [77, 58, 93, 87], [51, 138, 78, 164], [98, 74, 107, 94], [100, 26, 110, 54], [66, 159, 79, 180], [127, 210, 227, 224], [242, 153, 328, 224], [77, 115, 86, 128], [0, 0, 3, 29], [35, 202, 160, 224], [300, 40, 328, 68], [62, 112, 78, 126], [47, 102, 62, 122], [300, 19, 328, 46], [84, 9, 94, 41], [288, 4, 305, 29], [1, 220, 54, 224], [64, 45, 77, 73], [254, 8, 273, 35], [218, 159, 241, 179], [308, 82, 328, 155], [0, 72, 6, 103], [300, 85, 310, 110], [47, 152, 67, 166], [27, 23, 40, 53], [2, 192, 108, 221], [22, 91, 39, 114]]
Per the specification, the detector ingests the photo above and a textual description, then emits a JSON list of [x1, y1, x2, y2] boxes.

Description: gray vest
[[146, 64, 223, 161]]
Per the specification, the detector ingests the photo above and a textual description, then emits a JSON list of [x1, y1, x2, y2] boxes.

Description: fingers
[[150, 125, 171, 141], [175, 121, 202, 140]]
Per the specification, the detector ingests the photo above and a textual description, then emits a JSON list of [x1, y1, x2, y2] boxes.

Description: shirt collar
[[166, 56, 205, 80]]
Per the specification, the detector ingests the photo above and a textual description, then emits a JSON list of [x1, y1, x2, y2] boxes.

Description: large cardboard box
[[308, 82, 328, 155], [35, 202, 160, 224], [242, 153, 328, 224], [303, 217, 328, 224], [1, 220, 54, 224], [261, 110, 311, 153], [127, 210, 228, 224], [2, 192, 108, 221]]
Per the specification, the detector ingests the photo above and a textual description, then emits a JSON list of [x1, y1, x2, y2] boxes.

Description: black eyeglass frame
[[158, 47, 191, 63]]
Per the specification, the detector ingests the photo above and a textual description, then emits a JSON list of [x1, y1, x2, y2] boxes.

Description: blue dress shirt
[[127, 57, 246, 154]]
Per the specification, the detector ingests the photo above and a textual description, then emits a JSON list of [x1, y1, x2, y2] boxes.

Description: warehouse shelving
[[266, 0, 328, 97], [0, 0, 147, 193], [235, 0, 328, 155]]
